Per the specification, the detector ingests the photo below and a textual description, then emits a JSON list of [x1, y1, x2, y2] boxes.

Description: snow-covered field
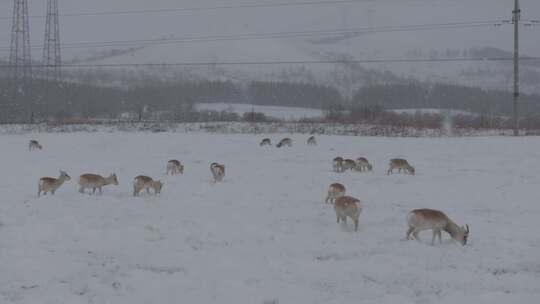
[[388, 108, 478, 117], [1, 132, 539, 303], [195, 103, 323, 120]]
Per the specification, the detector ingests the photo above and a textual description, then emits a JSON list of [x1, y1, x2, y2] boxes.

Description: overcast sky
[[0, 0, 539, 62]]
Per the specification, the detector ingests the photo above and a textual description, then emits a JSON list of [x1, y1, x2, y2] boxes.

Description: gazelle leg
[[406, 226, 414, 240], [412, 229, 421, 241], [437, 230, 442, 244]]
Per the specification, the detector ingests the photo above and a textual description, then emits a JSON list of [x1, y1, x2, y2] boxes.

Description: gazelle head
[[455, 224, 470, 246], [109, 173, 119, 185], [60, 170, 71, 181], [367, 164, 373, 171], [408, 165, 416, 175]]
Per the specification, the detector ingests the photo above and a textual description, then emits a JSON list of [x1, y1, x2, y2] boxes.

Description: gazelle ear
[[466, 224, 469, 233]]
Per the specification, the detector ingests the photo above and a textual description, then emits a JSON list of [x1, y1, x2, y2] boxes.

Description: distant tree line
[[351, 82, 540, 114], [320, 103, 540, 131], [0, 76, 539, 129]]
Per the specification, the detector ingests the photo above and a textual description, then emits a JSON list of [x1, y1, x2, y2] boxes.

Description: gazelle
[[333, 157, 344, 172], [307, 136, 317, 145], [210, 163, 225, 182], [325, 183, 346, 204], [355, 157, 373, 172], [387, 158, 415, 175], [133, 175, 163, 196], [29, 140, 42, 151], [38, 171, 71, 197], [166, 160, 184, 175], [276, 138, 292, 148], [260, 138, 272, 146], [341, 159, 357, 171], [406, 209, 469, 246], [334, 196, 362, 231], [78, 173, 119, 195]]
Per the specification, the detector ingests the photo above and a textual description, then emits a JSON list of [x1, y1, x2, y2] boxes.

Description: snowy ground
[[195, 103, 323, 120], [388, 108, 478, 117], [1, 132, 539, 303]]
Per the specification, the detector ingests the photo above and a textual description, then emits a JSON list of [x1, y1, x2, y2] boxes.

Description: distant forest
[[0, 76, 539, 124]]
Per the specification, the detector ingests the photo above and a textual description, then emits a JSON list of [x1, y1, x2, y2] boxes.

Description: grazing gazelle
[[276, 138, 292, 148], [334, 196, 362, 231], [333, 157, 344, 172], [133, 175, 163, 196], [210, 163, 225, 182], [387, 158, 415, 175], [325, 183, 346, 204], [406, 209, 469, 246], [355, 157, 373, 172], [28, 140, 42, 151], [78, 173, 119, 195], [341, 159, 357, 171], [38, 170, 71, 197], [166, 160, 184, 175], [307, 136, 317, 145], [260, 138, 272, 146]]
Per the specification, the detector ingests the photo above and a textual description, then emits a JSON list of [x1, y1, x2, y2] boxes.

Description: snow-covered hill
[[0, 0, 539, 92], [0, 131, 539, 303]]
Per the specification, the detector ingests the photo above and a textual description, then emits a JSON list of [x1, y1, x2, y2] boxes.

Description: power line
[[43, 0, 62, 81], [1, 57, 539, 69], [0, 0, 376, 20], [0, 20, 505, 51]]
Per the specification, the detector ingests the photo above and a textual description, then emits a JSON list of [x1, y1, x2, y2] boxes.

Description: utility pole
[[512, 0, 520, 136], [43, 0, 61, 82], [42, 0, 62, 122], [8, 0, 32, 123]]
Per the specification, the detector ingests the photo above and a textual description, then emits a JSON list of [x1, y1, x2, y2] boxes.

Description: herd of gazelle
[[329, 146, 469, 245], [32, 139, 224, 197], [325, 182, 469, 245], [38, 161, 189, 197], [260, 136, 316, 147], [333, 156, 414, 175], [31, 137, 468, 246], [37, 159, 203, 197]]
